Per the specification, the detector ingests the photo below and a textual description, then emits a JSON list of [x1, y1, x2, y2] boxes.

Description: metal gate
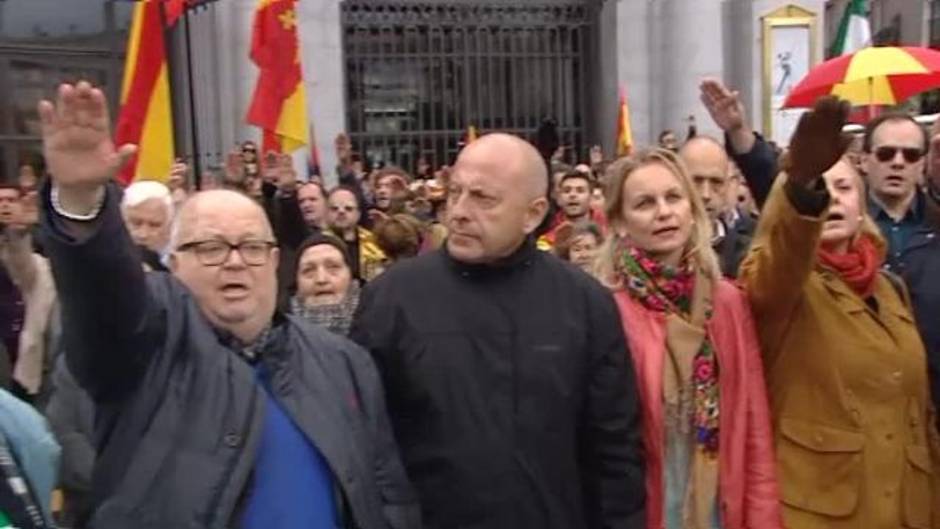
[[341, 0, 594, 175]]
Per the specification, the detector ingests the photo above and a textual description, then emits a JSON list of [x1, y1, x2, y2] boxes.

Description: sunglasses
[[873, 146, 924, 164]]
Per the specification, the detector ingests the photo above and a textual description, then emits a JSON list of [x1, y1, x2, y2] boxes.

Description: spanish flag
[[616, 86, 633, 157], [114, 0, 179, 185], [246, 0, 309, 153]]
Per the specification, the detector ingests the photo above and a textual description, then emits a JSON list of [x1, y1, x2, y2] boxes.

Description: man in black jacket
[[37, 81, 418, 529], [695, 79, 779, 278], [680, 136, 756, 278], [351, 133, 645, 529], [699, 78, 778, 210]]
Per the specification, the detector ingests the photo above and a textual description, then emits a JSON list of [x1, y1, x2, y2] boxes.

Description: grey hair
[[122, 180, 174, 218]]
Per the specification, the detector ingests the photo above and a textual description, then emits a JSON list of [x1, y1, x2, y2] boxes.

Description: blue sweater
[[241, 367, 339, 529]]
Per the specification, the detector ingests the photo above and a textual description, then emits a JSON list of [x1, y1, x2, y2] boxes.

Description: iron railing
[[341, 0, 594, 175]]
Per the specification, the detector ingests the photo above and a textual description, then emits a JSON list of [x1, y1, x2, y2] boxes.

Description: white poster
[[769, 25, 811, 146]]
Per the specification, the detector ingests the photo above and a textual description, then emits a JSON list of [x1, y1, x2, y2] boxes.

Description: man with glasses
[[35, 81, 418, 529], [863, 113, 940, 428], [327, 186, 386, 282]]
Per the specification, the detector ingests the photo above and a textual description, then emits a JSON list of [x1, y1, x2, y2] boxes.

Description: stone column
[[614, 0, 654, 146], [654, 0, 726, 140], [298, 0, 345, 186]]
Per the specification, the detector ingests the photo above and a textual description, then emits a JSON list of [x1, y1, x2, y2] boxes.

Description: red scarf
[[817, 235, 882, 298]]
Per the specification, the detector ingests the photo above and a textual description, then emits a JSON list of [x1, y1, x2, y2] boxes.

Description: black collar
[[443, 236, 539, 278]]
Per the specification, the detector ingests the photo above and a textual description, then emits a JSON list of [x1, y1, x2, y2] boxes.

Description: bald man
[[681, 136, 758, 278], [352, 133, 645, 529], [36, 81, 419, 529]]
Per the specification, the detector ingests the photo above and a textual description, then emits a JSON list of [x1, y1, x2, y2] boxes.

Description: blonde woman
[[740, 97, 940, 529], [595, 148, 781, 529]]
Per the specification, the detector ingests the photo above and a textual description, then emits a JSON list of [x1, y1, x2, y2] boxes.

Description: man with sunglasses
[[863, 113, 929, 261], [34, 81, 419, 529], [863, 113, 940, 428], [327, 186, 386, 282]]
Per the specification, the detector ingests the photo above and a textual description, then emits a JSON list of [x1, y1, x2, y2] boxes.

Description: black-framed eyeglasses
[[176, 239, 277, 266], [873, 146, 924, 164]]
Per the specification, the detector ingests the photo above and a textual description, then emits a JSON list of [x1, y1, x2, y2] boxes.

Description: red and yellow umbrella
[[783, 46, 940, 109]]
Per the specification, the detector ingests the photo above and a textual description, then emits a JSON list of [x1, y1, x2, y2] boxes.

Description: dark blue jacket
[[877, 189, 940, 428], [42, 184, 419, 529]]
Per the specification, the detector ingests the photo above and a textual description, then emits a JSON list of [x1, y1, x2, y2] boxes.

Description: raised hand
[[700, 79, 745, 132], [261, 150, 279, 183], [167, 160, 188, 190], [589, 145, 603, 166], [224, 148, 246, 184], [784, 96, 852, 187], [276, 154, 297, 192], [367, 208, 389, 224], [38, 82, 136, 209], [335, 133, 352, 165]]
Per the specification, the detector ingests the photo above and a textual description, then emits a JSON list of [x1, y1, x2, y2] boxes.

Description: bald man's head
[[679, 137, 731, 220], [445, 133, 550, 264], [458, 133, 548, 200], [171, 190, 273, 249], [168, 189, 279, 344]]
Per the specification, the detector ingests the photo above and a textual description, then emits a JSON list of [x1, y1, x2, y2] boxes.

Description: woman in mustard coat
[[740, 98, 940, 529]]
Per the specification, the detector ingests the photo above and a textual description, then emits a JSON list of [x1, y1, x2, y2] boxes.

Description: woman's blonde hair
[[593, 148, 722, 287]]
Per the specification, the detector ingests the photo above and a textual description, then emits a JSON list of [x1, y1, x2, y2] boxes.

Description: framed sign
[[762, 5, 818, 146]]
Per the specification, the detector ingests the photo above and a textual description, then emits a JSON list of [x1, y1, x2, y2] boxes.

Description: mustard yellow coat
[[740, 180, 940, 529]]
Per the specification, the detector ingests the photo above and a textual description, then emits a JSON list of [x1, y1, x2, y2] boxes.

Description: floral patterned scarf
[[616, 239, 721, 528], [616, 242, 720, 452]]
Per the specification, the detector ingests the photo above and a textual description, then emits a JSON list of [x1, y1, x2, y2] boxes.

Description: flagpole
[[181, 8, 204, 189], [158, 0, 183, 183]]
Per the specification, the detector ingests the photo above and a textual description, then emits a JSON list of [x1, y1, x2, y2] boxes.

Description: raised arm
[[739, 97, 852, 358], [700, 79, 777, 208], [0, 227, 38, 293], [38, 81, 159, 402], [272, 155, 310, 250]]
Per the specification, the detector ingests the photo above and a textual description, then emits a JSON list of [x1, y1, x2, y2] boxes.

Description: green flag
[[830, 0, 871, 57]]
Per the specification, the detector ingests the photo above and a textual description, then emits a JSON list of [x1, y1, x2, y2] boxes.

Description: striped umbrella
[[783, 46, 940, 109]]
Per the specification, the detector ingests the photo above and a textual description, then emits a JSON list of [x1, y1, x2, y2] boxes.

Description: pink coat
[[613, 279, 782, 529]]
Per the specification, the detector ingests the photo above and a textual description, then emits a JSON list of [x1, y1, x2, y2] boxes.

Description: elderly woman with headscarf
[[291, 233, 360, 336]]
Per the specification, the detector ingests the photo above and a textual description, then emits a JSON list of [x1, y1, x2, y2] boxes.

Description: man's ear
[[270, 246, 280, 271], [523, 197, 550, 235]]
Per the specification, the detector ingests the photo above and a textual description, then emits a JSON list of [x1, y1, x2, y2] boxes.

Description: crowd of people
[[0, 75, 938, 529]]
